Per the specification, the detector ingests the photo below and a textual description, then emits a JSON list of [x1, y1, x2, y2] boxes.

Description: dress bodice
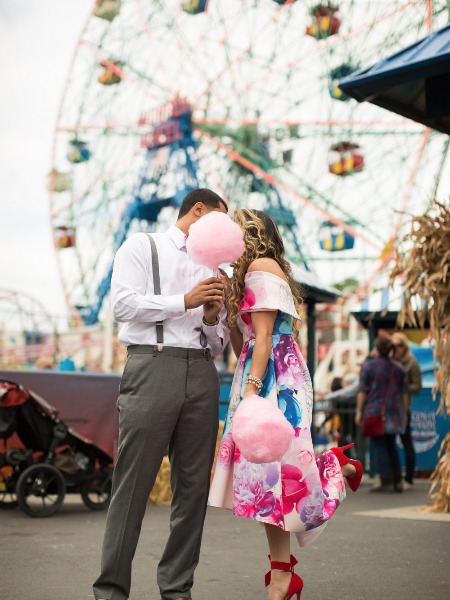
[[237, 271, 301, 342]]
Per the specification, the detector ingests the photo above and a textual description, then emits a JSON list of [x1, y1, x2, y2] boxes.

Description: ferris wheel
[[49, 0, 450, 325]]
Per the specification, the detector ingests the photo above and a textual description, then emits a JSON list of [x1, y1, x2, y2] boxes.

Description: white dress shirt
[[111, 226, 228, 355]]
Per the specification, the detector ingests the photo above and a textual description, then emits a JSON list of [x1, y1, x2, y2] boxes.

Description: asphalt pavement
[[1, 478, 449, 600]]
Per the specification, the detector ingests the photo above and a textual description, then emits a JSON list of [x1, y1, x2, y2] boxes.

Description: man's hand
[[203, 294, 225, 324], [184, 277, 225, 310]]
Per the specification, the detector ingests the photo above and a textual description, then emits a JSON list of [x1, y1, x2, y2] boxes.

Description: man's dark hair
[[374, 335, 394, 357], [330, 377, 343, 392], [177, 188, 228, 219]]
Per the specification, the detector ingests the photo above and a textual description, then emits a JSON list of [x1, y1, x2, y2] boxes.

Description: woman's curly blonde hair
[[227, 208, 303, 337]]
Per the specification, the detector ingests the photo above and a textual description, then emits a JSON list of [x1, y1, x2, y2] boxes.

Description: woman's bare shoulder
[[247, 258, 287, 281]]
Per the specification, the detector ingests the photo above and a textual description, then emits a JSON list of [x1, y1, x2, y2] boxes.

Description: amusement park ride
[[48, 0, 450, 327]]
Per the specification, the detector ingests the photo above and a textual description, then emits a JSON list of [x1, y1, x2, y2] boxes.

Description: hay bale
[[148, 421, 225, 506], [148, 456, 172, 506]]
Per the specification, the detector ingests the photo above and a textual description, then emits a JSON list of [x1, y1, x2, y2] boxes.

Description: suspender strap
[[146, 232, 210, 360], [146, 234, 164, 352]]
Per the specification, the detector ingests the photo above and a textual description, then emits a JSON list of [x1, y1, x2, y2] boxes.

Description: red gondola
[[328, 142, 364, 176], [306, 3, 341, 40], [54, 226, 76, 249]]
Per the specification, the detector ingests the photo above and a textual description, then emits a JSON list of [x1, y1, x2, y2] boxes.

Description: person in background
[[325, 373, 359, 451], [34, 356, 55, 369], [321, 377, 343, 443], [355, 336, 409, 493], [392, 332, 422, 490]]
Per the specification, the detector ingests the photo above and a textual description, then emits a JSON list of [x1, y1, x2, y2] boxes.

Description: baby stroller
[[0, 377, 113, 517]]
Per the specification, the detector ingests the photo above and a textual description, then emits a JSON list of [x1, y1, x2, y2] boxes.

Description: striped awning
[[351, 284, 425, 316]]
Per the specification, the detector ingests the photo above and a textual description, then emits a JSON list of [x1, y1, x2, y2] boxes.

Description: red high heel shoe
[[330, 442, 363, 492], [265, 554, 304, 600]]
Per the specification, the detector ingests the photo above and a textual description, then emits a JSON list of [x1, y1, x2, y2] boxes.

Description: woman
[[209, 209, 362, 600], [355, 335, 409, 493], [392, 332, 422, 489]]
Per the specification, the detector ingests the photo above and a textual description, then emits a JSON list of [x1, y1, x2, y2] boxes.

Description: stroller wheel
[[0, 469, 18, 510], [81, 472, 112, 511], [16, 464, 65, 518]]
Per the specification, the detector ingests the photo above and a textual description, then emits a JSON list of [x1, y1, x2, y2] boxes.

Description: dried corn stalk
[[428, 435, 450, 513], [392, 199, 450, 512]]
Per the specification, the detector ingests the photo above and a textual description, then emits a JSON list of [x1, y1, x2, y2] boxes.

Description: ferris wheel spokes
[[195, 126, 382, 253], [192, 0, 297, 108], [133, 0, 182, 101], [198, 0, 424, 117]]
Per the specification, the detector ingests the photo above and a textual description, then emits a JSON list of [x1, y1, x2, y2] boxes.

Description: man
[[392, 332, 422, 489], [93, 188, 229, 600]]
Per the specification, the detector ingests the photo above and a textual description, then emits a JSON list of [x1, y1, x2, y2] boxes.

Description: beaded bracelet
[[245, 374, 263, 391], [202, 316, 220, 326]]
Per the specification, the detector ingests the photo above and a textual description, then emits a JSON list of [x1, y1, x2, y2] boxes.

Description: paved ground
[[1, 478, 449, 600]]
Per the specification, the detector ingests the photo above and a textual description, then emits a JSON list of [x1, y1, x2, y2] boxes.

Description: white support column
[[348, 314, 358, 370], [102, 305, 114, 372]]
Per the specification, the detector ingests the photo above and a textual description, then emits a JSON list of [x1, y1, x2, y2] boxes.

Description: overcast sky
[[0, 0, 92, 326]]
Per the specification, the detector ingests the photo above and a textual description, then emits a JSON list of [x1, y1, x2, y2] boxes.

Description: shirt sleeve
[[358, 364, 370, 393], [402, 368, 410, 395], [111, 233, 186, 323], [325, 380, 359, 402], [202, 305, 230, 356]]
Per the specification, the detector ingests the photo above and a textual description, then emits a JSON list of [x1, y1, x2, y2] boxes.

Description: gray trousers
[[93, 346, 220, 600]]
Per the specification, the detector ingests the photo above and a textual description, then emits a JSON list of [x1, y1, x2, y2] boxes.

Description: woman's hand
[[243, 382, 260, 398], [219, 268, 232, 303], [355, 408, 362, 426]]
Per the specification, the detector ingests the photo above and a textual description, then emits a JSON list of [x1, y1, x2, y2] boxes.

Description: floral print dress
[[209, 271, 347, 546]]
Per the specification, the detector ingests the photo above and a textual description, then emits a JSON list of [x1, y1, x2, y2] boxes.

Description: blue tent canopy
[[338, 24, 450, 135]]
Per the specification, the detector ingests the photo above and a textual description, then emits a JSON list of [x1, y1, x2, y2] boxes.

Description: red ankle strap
[[270, 560, 292, 572], [265, 555, 299, 588]]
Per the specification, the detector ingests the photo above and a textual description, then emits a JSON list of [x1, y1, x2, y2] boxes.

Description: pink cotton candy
[[186, 211, 244, 269], [232, 394, 295, 464]]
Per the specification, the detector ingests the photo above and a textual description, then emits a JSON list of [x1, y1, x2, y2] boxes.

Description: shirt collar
[[168, 225, 187, 250]]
